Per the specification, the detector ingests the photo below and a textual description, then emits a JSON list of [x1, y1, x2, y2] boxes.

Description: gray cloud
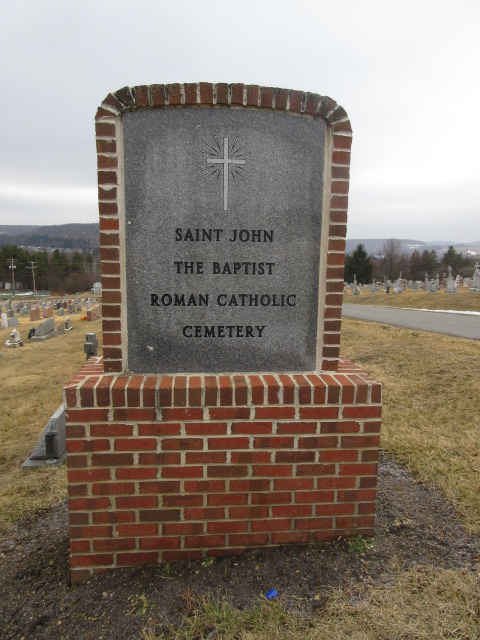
[[0, 0, 478, 241]]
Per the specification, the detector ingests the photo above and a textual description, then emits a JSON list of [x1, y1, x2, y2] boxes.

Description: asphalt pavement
[[342, 303, 480, 341]]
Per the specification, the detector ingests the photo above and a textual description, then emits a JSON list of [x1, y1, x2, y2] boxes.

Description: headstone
[[407, 280, 413, 289], [464, 277, 470, 288], [30, 317, 59, 342], [86, 304, 101, 321], [424, 273, 429, 290], [44, 306, 54, 318], [6, 299, 13, 310], [471, 262, 480, 292], [7, 317, 19, 327], [1, 313, 8, 329], [68, 302, 76, 313], [23, 405, 66, 467], [92, 282, 102, 295], [58, 307, 65, 316], [30, 306, 42, 321], [353, 274, 360, 295], [393, 273, 403, 294], [65, 317, 73, 331], [7, 309, 14, 318], [5, 329, 23, 347], [84, 332, 98, 360], [412, 281, 419, 290], [446, 266, 456, 293]]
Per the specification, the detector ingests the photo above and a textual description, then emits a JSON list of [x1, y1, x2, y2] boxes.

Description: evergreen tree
[[420, 249, 439, 276], [71, 251, 85, 273], [440, 246, 473, 276], [409, 249, 423, 280], [344, 244, 373, 284]]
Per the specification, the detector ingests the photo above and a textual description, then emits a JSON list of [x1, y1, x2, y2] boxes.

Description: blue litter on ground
[[266, 588, 278, 600]]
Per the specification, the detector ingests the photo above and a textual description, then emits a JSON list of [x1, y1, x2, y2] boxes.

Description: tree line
[[0, 245, 100, 294], [345, 240, 477, 284]]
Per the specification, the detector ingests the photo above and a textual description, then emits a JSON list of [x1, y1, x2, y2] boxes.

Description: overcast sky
[[0, 0, 479, 241]]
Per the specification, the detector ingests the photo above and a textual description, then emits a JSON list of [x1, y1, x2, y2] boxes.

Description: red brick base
[[64, 358, 381, 583]]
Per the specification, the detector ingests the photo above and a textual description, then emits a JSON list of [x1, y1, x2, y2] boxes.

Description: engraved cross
[[207, 137, 246, 211]]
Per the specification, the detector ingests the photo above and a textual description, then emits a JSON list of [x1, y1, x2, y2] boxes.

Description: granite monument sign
[[64, 84, 382, 582], [124, 108, 327, 373]]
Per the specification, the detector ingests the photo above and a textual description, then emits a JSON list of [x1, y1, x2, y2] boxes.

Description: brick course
[[65, 356, 381, 582]]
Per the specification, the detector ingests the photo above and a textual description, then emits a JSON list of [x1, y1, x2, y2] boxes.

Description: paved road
[[342, 304, 480, 340]]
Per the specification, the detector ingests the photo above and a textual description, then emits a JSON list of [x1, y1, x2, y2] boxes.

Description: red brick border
[[95, 84, 352, 374], [65, 357, 380, 583]]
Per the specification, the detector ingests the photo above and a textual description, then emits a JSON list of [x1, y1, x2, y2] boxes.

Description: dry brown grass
[[145, 569, 480, 639], [341, 318, 480, 534], [1, 302, 479, 639], [345, 285, 480, 311], [0, 306, 102, 532]]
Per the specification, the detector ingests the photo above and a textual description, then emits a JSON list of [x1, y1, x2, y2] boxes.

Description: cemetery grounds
[[0, 296, 479, 639], [345, 284, 480, 311]]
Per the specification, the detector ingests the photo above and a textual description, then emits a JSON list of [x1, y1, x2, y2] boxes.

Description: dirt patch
[[0, 453, 478, 640]]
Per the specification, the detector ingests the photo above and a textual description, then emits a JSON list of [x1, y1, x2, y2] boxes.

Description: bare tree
[[379, 239, 409, 280]]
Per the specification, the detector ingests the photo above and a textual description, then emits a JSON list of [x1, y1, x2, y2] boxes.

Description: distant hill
[[1, 225, 479, 258], [346, 238, 480, 257], [0, 223, 99, 252]]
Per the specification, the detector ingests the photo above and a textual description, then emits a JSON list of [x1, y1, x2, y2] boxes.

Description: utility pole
[[27, 262, 38, 299], [7, 258, 17, 297]]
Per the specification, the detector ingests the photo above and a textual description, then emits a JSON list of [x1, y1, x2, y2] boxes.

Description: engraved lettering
[[181, 325, 267, 338], [174, 261, 205, 274], [212, 261, 275, 275], [151, 293, 209, 307], [229, 229, 274, 243], [175, 228, 224, 241]]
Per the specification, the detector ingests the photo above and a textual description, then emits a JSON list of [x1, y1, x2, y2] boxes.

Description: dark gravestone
[[23, 405, 66, 467], [84, 333, 98, 360], [124, 108, 326, 373]]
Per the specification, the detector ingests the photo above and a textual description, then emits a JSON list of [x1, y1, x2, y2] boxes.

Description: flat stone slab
[[123, 108, 326, 373], [31, 330, 59, 342]]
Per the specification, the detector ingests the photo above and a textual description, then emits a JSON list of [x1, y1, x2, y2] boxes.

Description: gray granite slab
[[23, 405, 66, 467], [123, 107, 326, 373], [31, 317, 58, 342]]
